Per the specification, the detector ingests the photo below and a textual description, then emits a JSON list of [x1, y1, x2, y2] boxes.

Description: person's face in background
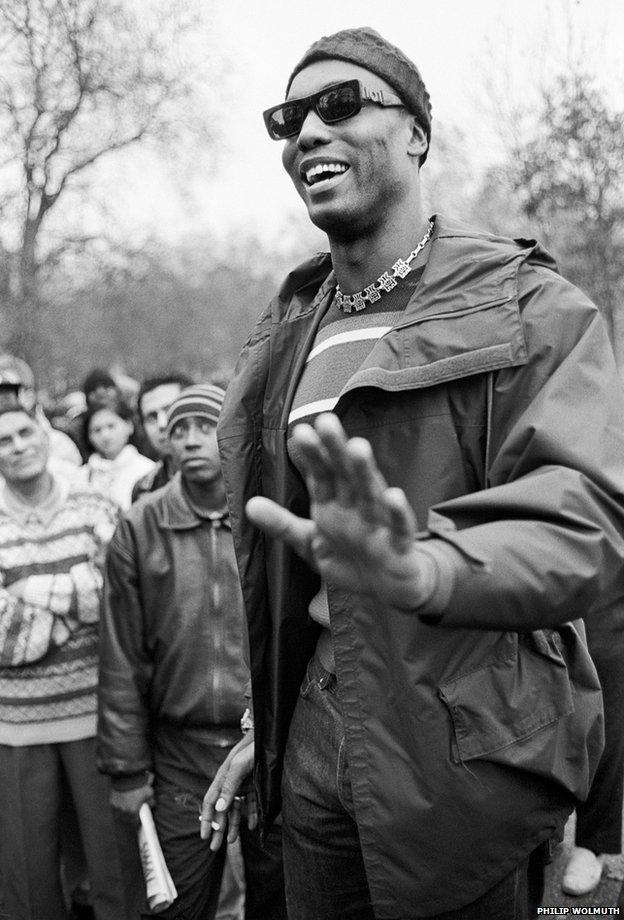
[[87, 407, 133, 461], [168, 416, 221, 486], [86, 384, 118, 408], [0, 411, 49, 484], [140, 383, 184, 458]]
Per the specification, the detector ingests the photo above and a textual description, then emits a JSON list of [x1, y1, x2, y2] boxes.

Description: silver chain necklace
[[334, 220, 434, 313]]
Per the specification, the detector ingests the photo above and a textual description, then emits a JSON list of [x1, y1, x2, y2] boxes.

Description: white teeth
[[304, 162, 348, 185]]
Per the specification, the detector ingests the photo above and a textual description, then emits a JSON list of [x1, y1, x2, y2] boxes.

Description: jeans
[[575, 645, 624, 854], [140, 777, 287, 920], [281, 655, 533, 920]]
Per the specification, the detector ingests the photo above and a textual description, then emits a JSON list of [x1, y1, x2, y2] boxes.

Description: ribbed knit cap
[[166, 384, 226, 437], [286, 27, 432, 163]]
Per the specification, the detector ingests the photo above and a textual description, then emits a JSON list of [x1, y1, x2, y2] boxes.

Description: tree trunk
[[13, 221, 43, 370]]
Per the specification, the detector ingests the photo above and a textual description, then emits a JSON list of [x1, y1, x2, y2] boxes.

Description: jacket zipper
[[210, 521, 222, 724]]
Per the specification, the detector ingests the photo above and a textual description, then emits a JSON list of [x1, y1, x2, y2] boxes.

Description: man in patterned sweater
[[0, 405, 126, 920]]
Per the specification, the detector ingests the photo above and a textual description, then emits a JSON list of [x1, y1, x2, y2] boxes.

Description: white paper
[[137, 802, 178, 913]]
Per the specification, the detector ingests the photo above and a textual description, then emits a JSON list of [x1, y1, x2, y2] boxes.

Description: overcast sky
[[89, 0, 624, 251]]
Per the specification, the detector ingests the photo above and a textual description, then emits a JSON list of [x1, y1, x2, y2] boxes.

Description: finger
[[347, 437, 391, 523], [384, 487, 418, 552], [209, 815, 228, 851], [246, 791, 258, 831], [212, 755, 254, 815], [227, 798, 243, 844], [312, 414, 357, 504], [200, 792, 229, 848], [291, 423, 336, 503], [246, 497, 316, 564], [202, 761, 231, 814], [200, 778, 233, 832], [200, 787, 222, 838], [199, 810, 218, 841]]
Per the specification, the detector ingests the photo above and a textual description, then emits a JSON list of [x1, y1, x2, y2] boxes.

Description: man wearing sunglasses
[[204, 27, 624, 920]]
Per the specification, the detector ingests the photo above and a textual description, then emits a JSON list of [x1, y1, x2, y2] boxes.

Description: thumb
[[246, 497, 315, 562]]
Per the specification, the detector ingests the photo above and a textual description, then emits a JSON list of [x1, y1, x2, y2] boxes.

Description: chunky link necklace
[[334, 219, 434, 313]]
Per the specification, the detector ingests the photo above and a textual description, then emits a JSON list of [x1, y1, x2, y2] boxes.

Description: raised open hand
[[247, 414, 439, 611]]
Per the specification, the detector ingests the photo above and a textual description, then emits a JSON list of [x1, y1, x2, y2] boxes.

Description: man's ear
[[406, 117, 428, 161]]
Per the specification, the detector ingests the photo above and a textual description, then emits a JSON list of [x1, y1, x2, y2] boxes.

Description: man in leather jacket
[[201, 27, 624, 920], [97, 385, 285, 920]]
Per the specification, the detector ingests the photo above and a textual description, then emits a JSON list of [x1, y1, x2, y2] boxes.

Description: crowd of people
[[1, 24, 624, 920], [0, 358, 288, 920]]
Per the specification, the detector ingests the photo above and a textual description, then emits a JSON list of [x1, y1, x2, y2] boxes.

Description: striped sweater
[[0, 477, 118, 745], [287, 261, 426, 431], [286, 255, 428, 638]]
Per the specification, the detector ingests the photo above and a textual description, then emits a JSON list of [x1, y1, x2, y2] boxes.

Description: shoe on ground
[[561, 846, 606, 896]]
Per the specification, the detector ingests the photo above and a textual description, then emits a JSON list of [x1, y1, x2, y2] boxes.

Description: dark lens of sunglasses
[[269, 103, 304, 139], [317, 85, 359, 123]]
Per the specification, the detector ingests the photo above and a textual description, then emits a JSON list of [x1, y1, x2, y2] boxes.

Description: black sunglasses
[[263, 79, 404, 140]]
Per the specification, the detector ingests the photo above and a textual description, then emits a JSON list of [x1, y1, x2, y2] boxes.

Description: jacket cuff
[[110, 771, 151, 792], [415, 539, 470, 624]]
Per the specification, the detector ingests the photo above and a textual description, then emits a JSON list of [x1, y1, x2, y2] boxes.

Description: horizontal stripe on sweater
[[0, 531, 100, 566], [0, 713, 96, 746], [3, 553, 93, 581]]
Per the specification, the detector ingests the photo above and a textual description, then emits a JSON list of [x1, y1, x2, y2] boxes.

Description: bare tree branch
[[0, 0, 217, 367]]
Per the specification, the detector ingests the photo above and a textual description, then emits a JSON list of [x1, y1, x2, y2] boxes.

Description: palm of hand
[[247, 415, 433, 611], [309, 495, 423, 604]]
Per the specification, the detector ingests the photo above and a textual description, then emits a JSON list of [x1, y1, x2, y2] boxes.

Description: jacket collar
[[156, 472, 230, 531], [273, 214, 556, 328], [0, 470, 68, 528], [265, 214, 553, 425]]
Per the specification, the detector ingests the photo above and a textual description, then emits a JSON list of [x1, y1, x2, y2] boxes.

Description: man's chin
[[307, 206, 368, 244], [181, 467, 218, 485], [8, 464, 47, 484]]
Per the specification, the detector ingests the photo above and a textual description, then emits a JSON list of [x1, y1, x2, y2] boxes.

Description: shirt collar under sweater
[[0, 472, 68, 529]]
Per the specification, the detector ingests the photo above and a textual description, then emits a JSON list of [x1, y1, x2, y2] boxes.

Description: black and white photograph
[[1, 0, 624, 917]]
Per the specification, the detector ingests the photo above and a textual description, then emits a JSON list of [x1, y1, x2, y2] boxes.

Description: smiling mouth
[[302, 162, 349, 187]]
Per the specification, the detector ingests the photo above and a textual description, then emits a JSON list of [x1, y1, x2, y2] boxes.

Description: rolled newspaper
[[137, 802, 178, 913]]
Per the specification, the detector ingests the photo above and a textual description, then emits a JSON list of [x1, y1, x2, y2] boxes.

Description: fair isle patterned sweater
[[0, 477, 118, 745]]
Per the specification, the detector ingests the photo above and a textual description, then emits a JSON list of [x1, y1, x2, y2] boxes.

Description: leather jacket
[[97, 473, 249, 780], [216, 215, 624, 915]]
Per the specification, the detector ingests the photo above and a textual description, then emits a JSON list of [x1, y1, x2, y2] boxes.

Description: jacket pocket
[[438, 628, 602, 799]]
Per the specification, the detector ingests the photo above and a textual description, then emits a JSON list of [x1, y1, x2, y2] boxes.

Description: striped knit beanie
[[286, 27, 432, 163], [166, 384, 226, 437]]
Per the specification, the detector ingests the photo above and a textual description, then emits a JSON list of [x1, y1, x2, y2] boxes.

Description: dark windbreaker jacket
[[216, 215, 624, 917]]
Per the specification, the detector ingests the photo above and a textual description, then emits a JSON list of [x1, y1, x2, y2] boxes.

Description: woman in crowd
[[81, 396, 155, 510]]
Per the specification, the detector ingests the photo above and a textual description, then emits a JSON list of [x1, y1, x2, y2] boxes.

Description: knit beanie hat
[[286, 27, 432, 163], [166, 384, 226, 437]]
